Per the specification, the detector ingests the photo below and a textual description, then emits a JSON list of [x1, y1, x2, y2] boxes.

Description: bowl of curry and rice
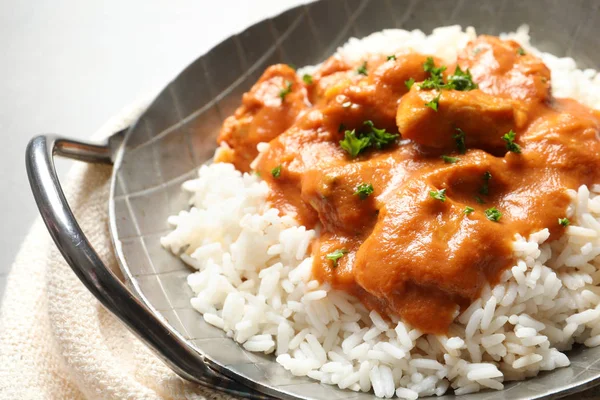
[[32, 1, 600, 399], [161, 25, 600, 398]]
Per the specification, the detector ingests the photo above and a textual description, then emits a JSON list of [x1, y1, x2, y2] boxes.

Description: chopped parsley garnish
[[425, 93, 440, 111], [447, 66, 478, 91], [362, 120, 398, 149], [326, 249, 348, 267], [441, 155, 459, 164], [357, 61, 368, 76], [420, 57, 447, 90], [558, 217, 570, 227], [355, 183, 374, 199], [454, 128, 467, 154], [271, 165, 282, 178], [473, 47, 482, 55], [340, 129, 371, 158], [302, 74, 313, 85], [485, 207, 502, 222], [419, 74, 445, 90], [287, 63, 297, 71], [517, 47, 526, 56], [502, 129, 522, 154], [480, 171, 492, 195], [419, 58, 477, 92], [464, 206, 475, 215], [429, 188, 447, 202], [405, 78, 415, 90], [279, 81, 293, 100], [387, 55, 396, 61], [339, 121, 399, 158], [475, 196, 485, 204], [423, 56, 438, 72]]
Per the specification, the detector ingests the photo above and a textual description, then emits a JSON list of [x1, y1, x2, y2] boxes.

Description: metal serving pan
[[25, 0, 600, 398]]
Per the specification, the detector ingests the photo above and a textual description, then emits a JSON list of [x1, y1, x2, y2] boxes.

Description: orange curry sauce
[[216, 35, 600, 334]]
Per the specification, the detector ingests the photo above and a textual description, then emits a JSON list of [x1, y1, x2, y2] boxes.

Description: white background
[[0, 0, 311, 297]]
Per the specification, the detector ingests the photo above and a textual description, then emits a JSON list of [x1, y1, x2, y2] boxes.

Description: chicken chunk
[[316, 54, 433, 134], [396, 88, 520, 153], [216, 64, 307, 171], [458, 35, 551, 102]]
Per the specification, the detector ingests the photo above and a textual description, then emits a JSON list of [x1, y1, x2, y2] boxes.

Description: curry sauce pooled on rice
[[162, 26, 600, 398], [217, 33, 600, 334]]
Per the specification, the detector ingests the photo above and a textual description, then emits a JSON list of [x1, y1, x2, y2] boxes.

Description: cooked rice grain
[[162, 25, 600, 398]]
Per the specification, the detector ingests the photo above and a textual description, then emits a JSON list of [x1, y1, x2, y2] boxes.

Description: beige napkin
[[0, 99, 239, 400]]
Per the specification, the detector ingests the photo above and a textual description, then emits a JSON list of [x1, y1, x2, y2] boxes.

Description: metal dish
[[26, 0, 600, 399]]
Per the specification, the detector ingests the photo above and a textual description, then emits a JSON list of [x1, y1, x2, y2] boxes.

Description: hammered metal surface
[[109, 1, 600, 398]]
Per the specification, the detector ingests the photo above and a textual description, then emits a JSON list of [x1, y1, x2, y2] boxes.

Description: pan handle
[[25, 135, 270, 399]]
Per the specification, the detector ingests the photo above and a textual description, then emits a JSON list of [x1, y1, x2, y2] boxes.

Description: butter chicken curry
[[216, 35, 600, 334]]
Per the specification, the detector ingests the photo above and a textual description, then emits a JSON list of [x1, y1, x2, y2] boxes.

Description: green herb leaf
[[423, 57, 446, 77], [558, 217, 570, 227], [405, 78, 415, 90], [429, 188, 447, 202], [425, 93, 440, 111], [271, 165, 282, 178], [357, 61, 368, 76], [302, 74, 313, 85], [485, 207, 502, 222], [420, 59, 477, 91], [287, 63, 297, 71], [475, 196, 485, 204], [464, 206, 475, 215], [339, 122, 398, 157], [423, 56, 435, 72], [279, 81, 293, 100], [447, 65, 478, 91], [363, 120, 399, 149], [480, 171, 492, 195], [355, 183, 374, 199], [387, 55, 396, 61], [338, 123, 346, 133], [419, 79, 443, 90], [419, 77, 445, 90], [340, 129, 371, 158], [326, 248, 348, 267], [441, 155, 459, 164], [502, 129, 522, 154], [420, 57, 447, 90], [517, 47, 526, 56], [454, 128, 467, 154]]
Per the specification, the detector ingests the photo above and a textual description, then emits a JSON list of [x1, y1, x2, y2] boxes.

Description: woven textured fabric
[[0, 98, 239, 400]]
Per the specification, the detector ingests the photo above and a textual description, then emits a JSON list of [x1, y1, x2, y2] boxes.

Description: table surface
[[0, 1, 595, 398]]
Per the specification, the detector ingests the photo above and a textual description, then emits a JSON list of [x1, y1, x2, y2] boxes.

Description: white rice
[[161, 26, 600, 397]]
